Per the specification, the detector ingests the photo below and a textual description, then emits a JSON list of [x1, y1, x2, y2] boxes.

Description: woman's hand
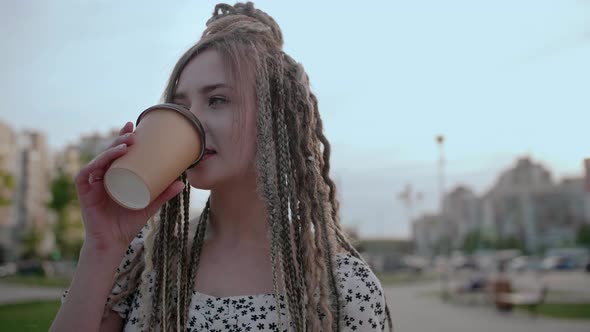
[[74, 121, 185, 254]]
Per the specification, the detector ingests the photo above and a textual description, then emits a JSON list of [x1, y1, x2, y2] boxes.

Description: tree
[[0, 156, 15, 206], [22, 225, 43, 259], [577, 224, 590, 248], [48, 169, 80, 259], [495, 236, 525, 252], [49, 169, 77, 211], [462, 231, 480, 254]]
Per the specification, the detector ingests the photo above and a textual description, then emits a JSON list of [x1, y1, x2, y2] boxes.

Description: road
[[385, 282, 590, 332], [0, 282, 64, 305]]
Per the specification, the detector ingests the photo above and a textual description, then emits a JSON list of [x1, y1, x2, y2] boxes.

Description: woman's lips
[[199, 149, 216, 163], [201, 153, 215, 161]]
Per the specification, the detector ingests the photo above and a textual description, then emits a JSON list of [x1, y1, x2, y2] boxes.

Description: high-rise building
[[78, 129, 119, 162], [54, 144, 82, 178], [13, 131, 54, 257], [413, 156, 589, 256], [412, 214, 446, 257], [442, 186, 480, 248], [481, 157, 587, 252]]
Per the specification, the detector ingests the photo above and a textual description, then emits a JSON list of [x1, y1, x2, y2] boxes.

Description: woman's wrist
[[80, 240, 126, 268]]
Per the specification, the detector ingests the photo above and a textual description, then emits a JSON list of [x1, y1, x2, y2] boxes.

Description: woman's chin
[[187, 178, 214, 191], [186, 170, 215, 190]]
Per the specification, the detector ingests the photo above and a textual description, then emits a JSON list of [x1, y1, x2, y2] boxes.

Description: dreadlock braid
[[281, 53, 342, 331], [178, 173, 191, 329], [279, 64, 322, 329], [272, 55, 306, 331], [254, 54, 290, 328], [289, 61, 342, 331], [135, 216, 159, 326], [291, 199, 308, 330], [181, 198, 210, 328], [306, 166, 336, 332], [307, 93, 358, 257], [305, 91, 342, 330], [149, 201, 168, 329], [285, 117, 322, 329], [175, 196, 183, 331], [309, 93, 394, 331], [164, 193, 182, 331], [106, 182, 195, 332], [103, 245, 144, 317]]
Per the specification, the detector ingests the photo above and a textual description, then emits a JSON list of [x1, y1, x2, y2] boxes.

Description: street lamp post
[[436, 135, 445, 212], [436, 135, 450, 300]]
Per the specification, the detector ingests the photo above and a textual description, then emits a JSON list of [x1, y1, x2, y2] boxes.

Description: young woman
[[51, 2, 392, 331]]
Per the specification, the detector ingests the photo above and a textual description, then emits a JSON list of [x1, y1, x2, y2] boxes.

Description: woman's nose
[[189, 103, 203, 117], [189, 105, 210, 133], [189, 104, 207, 122]]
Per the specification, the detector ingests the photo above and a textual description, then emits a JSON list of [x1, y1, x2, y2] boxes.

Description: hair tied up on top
[[205, 2, 283, 48]]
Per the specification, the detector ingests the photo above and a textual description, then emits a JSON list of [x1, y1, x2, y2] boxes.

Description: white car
[[0, 262, 17, 277]]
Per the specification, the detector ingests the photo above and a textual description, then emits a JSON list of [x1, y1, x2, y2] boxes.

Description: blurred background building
[[0, 122, 120, 262], [414, 156, 590, 258]]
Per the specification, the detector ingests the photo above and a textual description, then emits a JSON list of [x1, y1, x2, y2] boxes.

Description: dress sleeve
[[335, 254, 388, 331], [61, 227, 147, 320]]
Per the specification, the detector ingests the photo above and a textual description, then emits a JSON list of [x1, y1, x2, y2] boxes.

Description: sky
[[1, 0, 589, 238]]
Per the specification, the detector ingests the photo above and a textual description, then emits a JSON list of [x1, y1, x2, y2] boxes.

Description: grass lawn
[[516, 303, 590, 320], [0, 300, 61, 332], [0, 275, 70, 288], [377, 272, 437, 286]]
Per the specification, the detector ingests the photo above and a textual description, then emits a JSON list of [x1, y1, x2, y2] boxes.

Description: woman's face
[[173, 49, 257, 189]]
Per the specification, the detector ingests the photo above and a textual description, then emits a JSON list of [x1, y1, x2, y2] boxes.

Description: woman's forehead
[[176, 49, 233, 93]]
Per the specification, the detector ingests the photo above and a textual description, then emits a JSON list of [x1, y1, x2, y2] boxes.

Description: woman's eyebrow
[[172, 83, 234, 101], [202, 83, 233, 93]]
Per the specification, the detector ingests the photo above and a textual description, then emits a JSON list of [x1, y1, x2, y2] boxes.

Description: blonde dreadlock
[[110, 2, 393, 331]]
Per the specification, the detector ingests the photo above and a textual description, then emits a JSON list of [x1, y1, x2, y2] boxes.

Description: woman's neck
[[208, 175, 269, 250]]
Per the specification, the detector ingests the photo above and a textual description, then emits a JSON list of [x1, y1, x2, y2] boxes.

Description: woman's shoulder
[[116, 225, 148, 273], [334, 253, 383, 294], [334, 253, 387, 331], [108, 225, 152, 318]]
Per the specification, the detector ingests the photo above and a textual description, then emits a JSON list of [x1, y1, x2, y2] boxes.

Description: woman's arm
[[50, 121, 184, 331], [49, 244, 125, 332], [99, 311, 124, 332]]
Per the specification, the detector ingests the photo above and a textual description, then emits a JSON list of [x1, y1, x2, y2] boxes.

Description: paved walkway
[[0, 282, 65, 305], [385, 283, 590, 332]]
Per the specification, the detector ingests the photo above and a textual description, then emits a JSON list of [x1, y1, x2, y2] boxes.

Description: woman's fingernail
[[116, 143, 127, 150]]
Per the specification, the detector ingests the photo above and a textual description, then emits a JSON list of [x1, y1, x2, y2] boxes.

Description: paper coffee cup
[[104, 103, 205, 210]]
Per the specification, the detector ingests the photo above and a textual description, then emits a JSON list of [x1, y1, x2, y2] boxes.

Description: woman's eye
[[208, 96, 227, 107]]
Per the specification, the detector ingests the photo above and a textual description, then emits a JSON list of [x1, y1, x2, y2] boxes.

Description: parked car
[[508, 256, 529, 272], [0, 262, 17, 277], [541, 256, 576, 271], [16, 259, 44, 275]]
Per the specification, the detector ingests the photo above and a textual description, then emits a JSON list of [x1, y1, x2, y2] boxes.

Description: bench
[[498, 286, 548, 316]]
